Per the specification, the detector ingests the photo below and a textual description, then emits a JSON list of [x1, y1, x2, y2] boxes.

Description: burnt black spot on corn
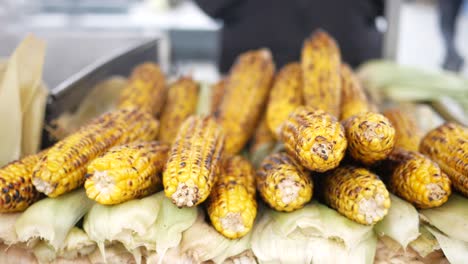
[[163, 115, 224, 207], [32, 108, 159, 197], [0, 151, 45, 213]]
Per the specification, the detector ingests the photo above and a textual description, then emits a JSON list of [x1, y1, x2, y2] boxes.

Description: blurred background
[[0, 0, 467, 87]]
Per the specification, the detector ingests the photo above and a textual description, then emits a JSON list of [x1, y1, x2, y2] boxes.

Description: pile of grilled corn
[[1, 29, 467, 263]]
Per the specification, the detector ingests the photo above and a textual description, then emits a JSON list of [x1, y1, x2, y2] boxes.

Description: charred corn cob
[[163, 115, 225, 207], [159, 77, 199, 144], [381, 148, 451, 208], [207, 156, 257, 239], [340, 63, 370, 120], [216, 49, 275, 154], [301, 30, 342, 117], [266, 62, 303, 138], [257, 152, 313, 212], [383, 108, 423, 152], [117, 62, 167, 117], [280, 106, 347, 172], [322, 166, 391, 225], [85, 141, 169, 205], [210, 78, 226, 115], [0, 152, 45, 213], [32, 108, 159, 197], [420, 123, 468, 196], [343, 112, 395, 165]]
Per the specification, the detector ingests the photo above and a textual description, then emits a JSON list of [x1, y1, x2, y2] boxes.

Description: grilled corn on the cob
[[383, 108, 423, 152], [117, 62, 167, 117], [420, 123, 468, 196], [85, 141, 169, 205], [301, 30, 341, 117], [340, 63, 370, 120], [159, 77, 199, 144], [32, 108, 159, 197], [210, 78, 226, 115], [249, 115, 276, 157], [0, 152, 44, 213], [382, 148, 451, 208], [280, 106, 347, 172], [266, 62, 303, 138], [207, 155, 257, 239], [257, 152, 313, 212], [322, 166, 391, 225], [344, 112, 395, 165], [216, 49, 275, 154], [163, 115, 225, 207]]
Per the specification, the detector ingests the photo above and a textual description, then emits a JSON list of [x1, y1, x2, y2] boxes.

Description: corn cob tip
[[357, 192, 389, 225], [278, 177, 302, 204], [219, 212, 246, 235], [426, 182, 449, 202], [171, 183, 200, 208], [31, 175, 54, 196], [85, 170, 115, 202]]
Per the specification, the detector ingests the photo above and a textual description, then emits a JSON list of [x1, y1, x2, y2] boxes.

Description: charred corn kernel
[[249, 115, 276, 156], [420, 123, 468, 196], [383, 108, 423, 152], [301, 30, 342, 117], [85, 141, 169, 205], [340, 63, 370, 120], [257, 152, 313, 212], [266, 62, 303, 138], [216, 49, 275, 154], [344, 112, 395, 165], [323, 166, 391, 225], [210, 78, 226, 115], [117, 62, 167, 117], [383, 148, 451, 209], [32, 108, 159, 197], [0, 152, 45, 213], [159, 77, 199, 144], [280, 106, 347, 172], [207, 156, 257, 239], [163, 116, 224, 207]]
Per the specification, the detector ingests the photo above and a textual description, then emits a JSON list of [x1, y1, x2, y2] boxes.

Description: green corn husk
[[409, 225, 440, 258], [0, 212, 21, 245], [251, 202, 377, 264], [15, 189, 94, 250], [374, 194, 420, 249]]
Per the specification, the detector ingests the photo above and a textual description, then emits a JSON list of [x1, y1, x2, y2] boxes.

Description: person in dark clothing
[[438, 0, 465, 72], [195, 0, 385, 73]]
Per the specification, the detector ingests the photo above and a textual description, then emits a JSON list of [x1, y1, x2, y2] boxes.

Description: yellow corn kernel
[[210, 78, 226, 115], [323, 166, 391, 225], [257, 152, 313, 212], [159, 77, 199, 144], [340, 63, 370, 120], [32, 108, 159, 197], [383, 108, 423, 152], [207, 155, 257, 239], [117, 62, 167, 117], [216, 49, 275, 154], [85, 141, 169, 205], [344, 112, 395, 165], [420, 122, 468, 196], [301, 30, 342, 117], [163, 115, 225, 207], [0, 152, 45, 213], [382, 148, 451, 208], [280, 106, 347, 172], [266, 62, 303, 138]]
